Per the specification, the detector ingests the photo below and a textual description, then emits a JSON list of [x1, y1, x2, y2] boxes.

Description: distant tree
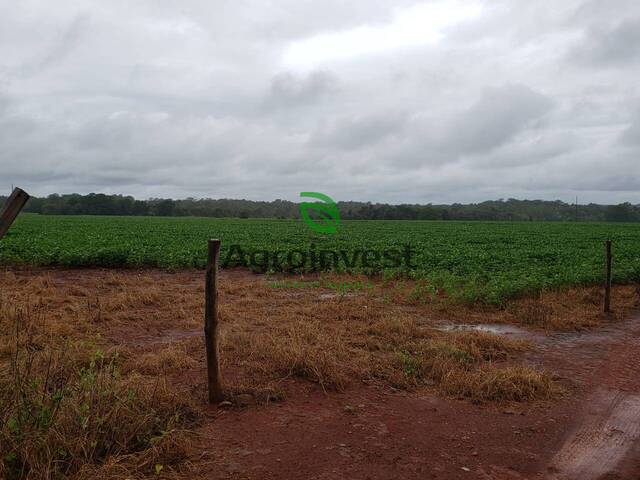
[[154, 199, 176, 216], [605, 203, 639, 222], [11, 192, 639, 222]]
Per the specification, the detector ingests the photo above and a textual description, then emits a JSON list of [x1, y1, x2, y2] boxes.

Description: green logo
[[299, 192, 341, 234]]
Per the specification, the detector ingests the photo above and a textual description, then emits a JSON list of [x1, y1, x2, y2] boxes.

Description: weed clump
[[0, 304, 196, 480], [390, 331, 555, 402]]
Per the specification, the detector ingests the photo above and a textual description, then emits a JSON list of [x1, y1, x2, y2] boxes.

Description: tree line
[[1, 193, 639, 222]]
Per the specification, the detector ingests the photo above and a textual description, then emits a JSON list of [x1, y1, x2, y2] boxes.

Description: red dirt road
[[195, 315, 640, 480], [201, 386, 564, 479], [546, 317, 640, 479]]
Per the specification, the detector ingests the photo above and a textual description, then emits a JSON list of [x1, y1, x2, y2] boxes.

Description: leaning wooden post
[[604, 240, 613, 313], [0, 187, 30, 240], [205, 239, 224, 403]]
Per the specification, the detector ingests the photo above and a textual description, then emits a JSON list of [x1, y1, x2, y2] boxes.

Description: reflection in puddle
[[436, 323, 535, 338], [318, 292, 356, 300]]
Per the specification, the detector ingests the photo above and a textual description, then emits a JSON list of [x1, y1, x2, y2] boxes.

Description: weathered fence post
[[0, 187, 30, 240], [604, 240, 613, 313], [205, 239, 224, 403]]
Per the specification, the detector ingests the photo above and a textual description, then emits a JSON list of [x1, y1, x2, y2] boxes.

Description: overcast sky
[[1, 0, 639, 204]]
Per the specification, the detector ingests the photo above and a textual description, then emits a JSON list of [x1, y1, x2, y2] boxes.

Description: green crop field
[[1, 213, 640, 304]]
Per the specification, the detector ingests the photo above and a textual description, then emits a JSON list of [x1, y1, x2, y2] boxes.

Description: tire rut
[[546, 314, 640, 479]]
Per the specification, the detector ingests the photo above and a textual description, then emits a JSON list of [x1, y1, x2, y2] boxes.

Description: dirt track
[[546, 317, 640, 479], [199, 313, 640, 480]]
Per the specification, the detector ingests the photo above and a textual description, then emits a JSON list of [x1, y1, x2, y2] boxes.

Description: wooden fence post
[[604, 240, 612, 313], [0, 188, 30, 240], [205, 239, 224, 403]]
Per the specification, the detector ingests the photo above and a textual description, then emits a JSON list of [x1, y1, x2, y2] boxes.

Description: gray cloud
[[310, 111, 408, 150], [23, 14, 89, 77], [0, 0, 638, 204], [571, 18, 640, 66], [266, 70, 339, 108], [443, 84, 554, 156], [621, 113, 640, 146]]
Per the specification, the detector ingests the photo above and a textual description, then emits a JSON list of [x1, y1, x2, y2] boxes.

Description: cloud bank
[[0, 0, 639, 203]]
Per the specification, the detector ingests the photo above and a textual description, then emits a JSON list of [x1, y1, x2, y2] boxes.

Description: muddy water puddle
[[434, 323, 544, 341]]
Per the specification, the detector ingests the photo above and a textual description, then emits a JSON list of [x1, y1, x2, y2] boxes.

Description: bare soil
[[196, 316, 640, 480], [2, 267, 640, 479]]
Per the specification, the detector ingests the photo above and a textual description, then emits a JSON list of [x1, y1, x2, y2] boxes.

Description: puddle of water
[[437, 323, 530, 336], [318, 292, 356, 300], [434, 323, 548, 342], [118, 329, 201, 347]]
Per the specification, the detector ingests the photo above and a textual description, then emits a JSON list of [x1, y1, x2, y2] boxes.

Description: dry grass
[[1, 269, 602, 404], [5, 271, 631, 394], [0, 288, 197, 480], [439, 365, 557, 403], [7, 268, 628, 477], [225, 309, 555, 402], [122, 344, 198, 376], [387, 331, 556, 402], [376, 274, 640, 331], [1, 268, 636, 478], [504, 285, 640, 330]]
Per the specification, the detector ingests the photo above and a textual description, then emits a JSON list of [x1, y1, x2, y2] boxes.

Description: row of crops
[[1, 214, 639, 304]]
